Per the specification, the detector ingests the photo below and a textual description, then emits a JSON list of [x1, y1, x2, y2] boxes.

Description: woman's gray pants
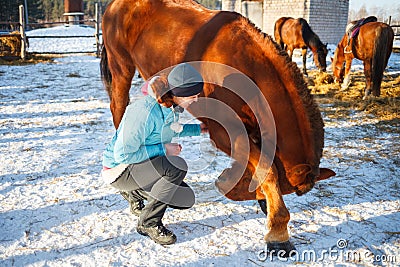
[[111, 156, 195, 227]]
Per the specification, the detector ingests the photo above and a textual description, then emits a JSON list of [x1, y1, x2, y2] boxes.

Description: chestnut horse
[[274, 17, 328, 75], [101, 0, 335, 252], [331, 21, 394, 98]]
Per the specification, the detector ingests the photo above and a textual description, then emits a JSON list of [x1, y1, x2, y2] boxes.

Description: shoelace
[[136, 200, 145, 210], [157, 226, 172, 236]]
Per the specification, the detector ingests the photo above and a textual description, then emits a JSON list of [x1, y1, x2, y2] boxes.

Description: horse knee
[[111, 93, 130, 108]]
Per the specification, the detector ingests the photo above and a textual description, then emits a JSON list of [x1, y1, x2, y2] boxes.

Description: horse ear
[[315, 168, 336, 181]]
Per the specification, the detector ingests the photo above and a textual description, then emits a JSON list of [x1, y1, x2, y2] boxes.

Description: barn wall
[[262, 0, 310, 38], [221, 0, 349, 45], [242, 1, 263, 30], [308, 0, 349, 44], [221, 0, 241, 12]]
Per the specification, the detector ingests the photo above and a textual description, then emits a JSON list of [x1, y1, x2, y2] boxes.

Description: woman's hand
[[164, 143, 182, 156], [200, 123, 208, 134]]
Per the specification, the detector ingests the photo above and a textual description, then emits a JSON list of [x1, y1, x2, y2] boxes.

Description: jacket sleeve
[[113, 105, 165, 164], [176, 123, 201, 137]]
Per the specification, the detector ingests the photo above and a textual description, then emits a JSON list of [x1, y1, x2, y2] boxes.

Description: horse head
[[331, 47, 345, 83], [314, 43, 328, 72]]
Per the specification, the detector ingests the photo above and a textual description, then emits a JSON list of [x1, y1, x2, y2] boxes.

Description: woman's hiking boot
[[136, 224, 177, 245], [120, 191, 145, 216]]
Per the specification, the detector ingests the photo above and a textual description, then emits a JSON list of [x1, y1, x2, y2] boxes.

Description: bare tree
[[349, 3, 400, 24]]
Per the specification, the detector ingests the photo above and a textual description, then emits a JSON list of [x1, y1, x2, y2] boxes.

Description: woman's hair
[[149, 74, 174, 107]]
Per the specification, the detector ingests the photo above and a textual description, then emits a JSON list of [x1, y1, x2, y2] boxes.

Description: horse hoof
[[267, 241, 296, 257], [363, 89, 372, 100], [257, 199, 267, 216]]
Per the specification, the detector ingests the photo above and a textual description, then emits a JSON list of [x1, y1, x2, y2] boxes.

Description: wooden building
[[64, 0, 84, 24]]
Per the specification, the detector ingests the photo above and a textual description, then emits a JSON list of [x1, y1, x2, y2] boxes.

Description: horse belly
[[281, 22, 305, 50]]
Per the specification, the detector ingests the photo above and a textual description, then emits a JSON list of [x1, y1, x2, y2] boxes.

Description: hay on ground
[[0, 31, 22, 57], [307, 70, 400, 120]]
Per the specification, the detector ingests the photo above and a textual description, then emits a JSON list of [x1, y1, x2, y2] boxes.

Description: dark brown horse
[[101, 0, 335, 253], [331, 21, 394, 98], [274, 17, 328, 75]]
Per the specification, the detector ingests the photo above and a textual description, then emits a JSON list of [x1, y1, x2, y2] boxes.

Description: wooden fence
[[0, 4, 102, 59]]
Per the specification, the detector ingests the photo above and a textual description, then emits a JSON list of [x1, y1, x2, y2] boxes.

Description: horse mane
[[298, 18, 323, 50], [240, 16, 325, 164]]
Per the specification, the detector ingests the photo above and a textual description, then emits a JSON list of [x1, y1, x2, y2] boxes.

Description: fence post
[[95, 2, 100, 58], [19, 5, 27, 59]]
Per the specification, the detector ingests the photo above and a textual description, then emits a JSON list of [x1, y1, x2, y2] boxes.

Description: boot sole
[[136, 228, 176, 245]]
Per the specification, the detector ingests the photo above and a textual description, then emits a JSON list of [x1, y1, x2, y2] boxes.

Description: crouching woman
[[102, 63, 207, 245]]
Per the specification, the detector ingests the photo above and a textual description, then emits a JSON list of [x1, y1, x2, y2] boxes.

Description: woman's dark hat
[[168, 63, 204, 97]]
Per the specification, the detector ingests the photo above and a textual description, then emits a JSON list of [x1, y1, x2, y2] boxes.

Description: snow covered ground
[[1, 25, 399, 266]]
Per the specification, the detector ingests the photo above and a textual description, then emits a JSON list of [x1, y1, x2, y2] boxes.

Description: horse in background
[[331, 20, 394, 98], [101, 0, 335, 253], [274, 17, 328, 76]]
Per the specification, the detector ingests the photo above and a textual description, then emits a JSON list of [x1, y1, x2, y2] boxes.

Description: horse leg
[[362, 60, 373, 99], [287, 47, 293, 62], [302, 48, 308, 76], [260, 165, 295, 255], [107, 54, 135, 128], [202, 101, 293, 253], [232, 134, 294, 255], [258, 199, 267, 216], [341, 59, 353, 90], [110, 76, 132, 128]]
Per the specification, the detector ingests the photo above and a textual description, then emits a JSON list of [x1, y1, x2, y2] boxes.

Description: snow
[[26, 25, 99, 54], [1, 25, 399, 266]]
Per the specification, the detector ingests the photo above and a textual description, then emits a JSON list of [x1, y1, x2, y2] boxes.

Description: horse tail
[[100, 45, 113, 100], [371, 26, 393, 96]]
